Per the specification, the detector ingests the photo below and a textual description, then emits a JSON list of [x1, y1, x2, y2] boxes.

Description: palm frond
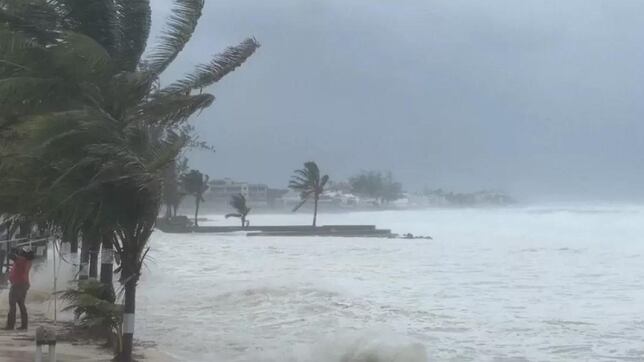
[[57, 0, 120, 56], [228, 193, 250, 215], [0, 2, 60, 44], [161, 37, 259, 94], [133, 93, 214, 125], [114, 0, 151, 71], [51, 30, 113, 81], [292, 198, 308, 212], [320, 174, 330, 189], [0, 77, 62, 115], [144, 0, 204, 75]]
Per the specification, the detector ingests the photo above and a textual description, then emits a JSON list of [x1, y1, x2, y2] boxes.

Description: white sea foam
[[129, 206, 644, 361]]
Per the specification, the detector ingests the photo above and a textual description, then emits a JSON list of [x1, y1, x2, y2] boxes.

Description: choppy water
[[132, 206, 644, 362]]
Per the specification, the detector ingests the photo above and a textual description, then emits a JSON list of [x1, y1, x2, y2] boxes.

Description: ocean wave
[[280, 333, 428, 362]]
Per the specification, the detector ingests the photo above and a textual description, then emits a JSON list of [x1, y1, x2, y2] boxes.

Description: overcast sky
[[151, 0, 644, 202]]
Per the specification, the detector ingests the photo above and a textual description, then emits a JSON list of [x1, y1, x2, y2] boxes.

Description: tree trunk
[[164, 203, 172, 219], [100, 236, 113, 286], [70, 236, 78, 254], [99, 236, 116, 304], [0, 223, 8, 274], [89, 241, 99, 280], [79, 235, 89, 280], [241, 216, 245, 228], [194, 196, 200, 227], [120, 276, 137, 362], [65, 227, 79, 254], [313, 195, 319, 227]]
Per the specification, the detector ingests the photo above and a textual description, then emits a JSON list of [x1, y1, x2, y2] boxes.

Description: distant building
[[207, 178, 268, 206], [267, 188, 289, 208]]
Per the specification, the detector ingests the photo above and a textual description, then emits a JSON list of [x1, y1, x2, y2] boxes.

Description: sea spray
[[283, 332, 428, 362], [1, 245, 81, 320]]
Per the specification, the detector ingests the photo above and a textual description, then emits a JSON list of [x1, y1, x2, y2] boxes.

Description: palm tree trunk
[[120, 276, 137, 362], [89, 241, 99, 279], [0, 227, 7, 274], [164, 203, 172, 219], [69, 228, 78, 254], [194, 196, 200, 227], [313, 195, 319, 227], [79, 236, 89, 280], [100, 235, 113, 286], [241, 216, 245, 228]]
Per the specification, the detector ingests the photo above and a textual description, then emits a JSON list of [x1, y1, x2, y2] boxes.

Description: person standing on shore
[[5, 247, 34, 330]]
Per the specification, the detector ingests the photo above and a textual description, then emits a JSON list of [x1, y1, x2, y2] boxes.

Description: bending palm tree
[[289, 162, 329, 227], [225, 194, 251, 228], [182, 170, 209, 226], [0, 1, 259, 360], [161, 157, 191, 219]]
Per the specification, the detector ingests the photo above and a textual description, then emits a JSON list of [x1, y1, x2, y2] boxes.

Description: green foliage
[[59, 280, 121, 337], [182, 169, 209, 226], [225, 193, 251, 227], [162, 157, 189, 218], [0, 2, 259, 359], [182, 169, 209, 200], [0, 0, 259, 257], [144, 0, 203, 75]]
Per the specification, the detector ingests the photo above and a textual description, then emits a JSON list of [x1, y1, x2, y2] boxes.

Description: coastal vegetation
[[162, 157, 189, 219], [182, 169, 210, 227], [226, 194, 252, 228], [289, 162, 329, 227], [349, 171, 404, 205], [0, 0, 259, 360], [59, 280, 122, 349]]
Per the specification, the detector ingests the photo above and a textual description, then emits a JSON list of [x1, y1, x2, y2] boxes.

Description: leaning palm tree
[[182, 169, 209, 226], [225, 193, 251, 228], [289, 162, 329, 227], [0, 1, 259, 360]]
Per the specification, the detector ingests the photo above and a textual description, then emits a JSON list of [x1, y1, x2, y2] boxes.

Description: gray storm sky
[[152, 0, 644, 202]]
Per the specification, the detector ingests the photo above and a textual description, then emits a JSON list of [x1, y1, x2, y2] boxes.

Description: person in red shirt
[[5, 247, 34, 330]]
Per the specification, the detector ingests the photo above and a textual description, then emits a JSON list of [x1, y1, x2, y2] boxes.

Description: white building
[[208, 178, 268, 206]]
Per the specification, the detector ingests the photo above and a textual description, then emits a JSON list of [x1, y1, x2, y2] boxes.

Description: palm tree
[[289, 162, 329, 227], [0, 2, 259, 360], [162, 157, 189, 219], [182, 170, 209, 227], [225, 193, 251, 228]]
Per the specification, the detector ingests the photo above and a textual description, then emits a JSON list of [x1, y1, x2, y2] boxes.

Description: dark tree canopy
[[350, 171, 403, 203]]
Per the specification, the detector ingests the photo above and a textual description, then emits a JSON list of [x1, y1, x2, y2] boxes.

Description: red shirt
[[9, 256, 31, 285]]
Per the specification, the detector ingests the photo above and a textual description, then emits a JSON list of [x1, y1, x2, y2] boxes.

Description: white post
[[52, 239, 57, 323], [35, 345, 42, 362], [48, 345, 56, 362], [35, 326, 56, 362]]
